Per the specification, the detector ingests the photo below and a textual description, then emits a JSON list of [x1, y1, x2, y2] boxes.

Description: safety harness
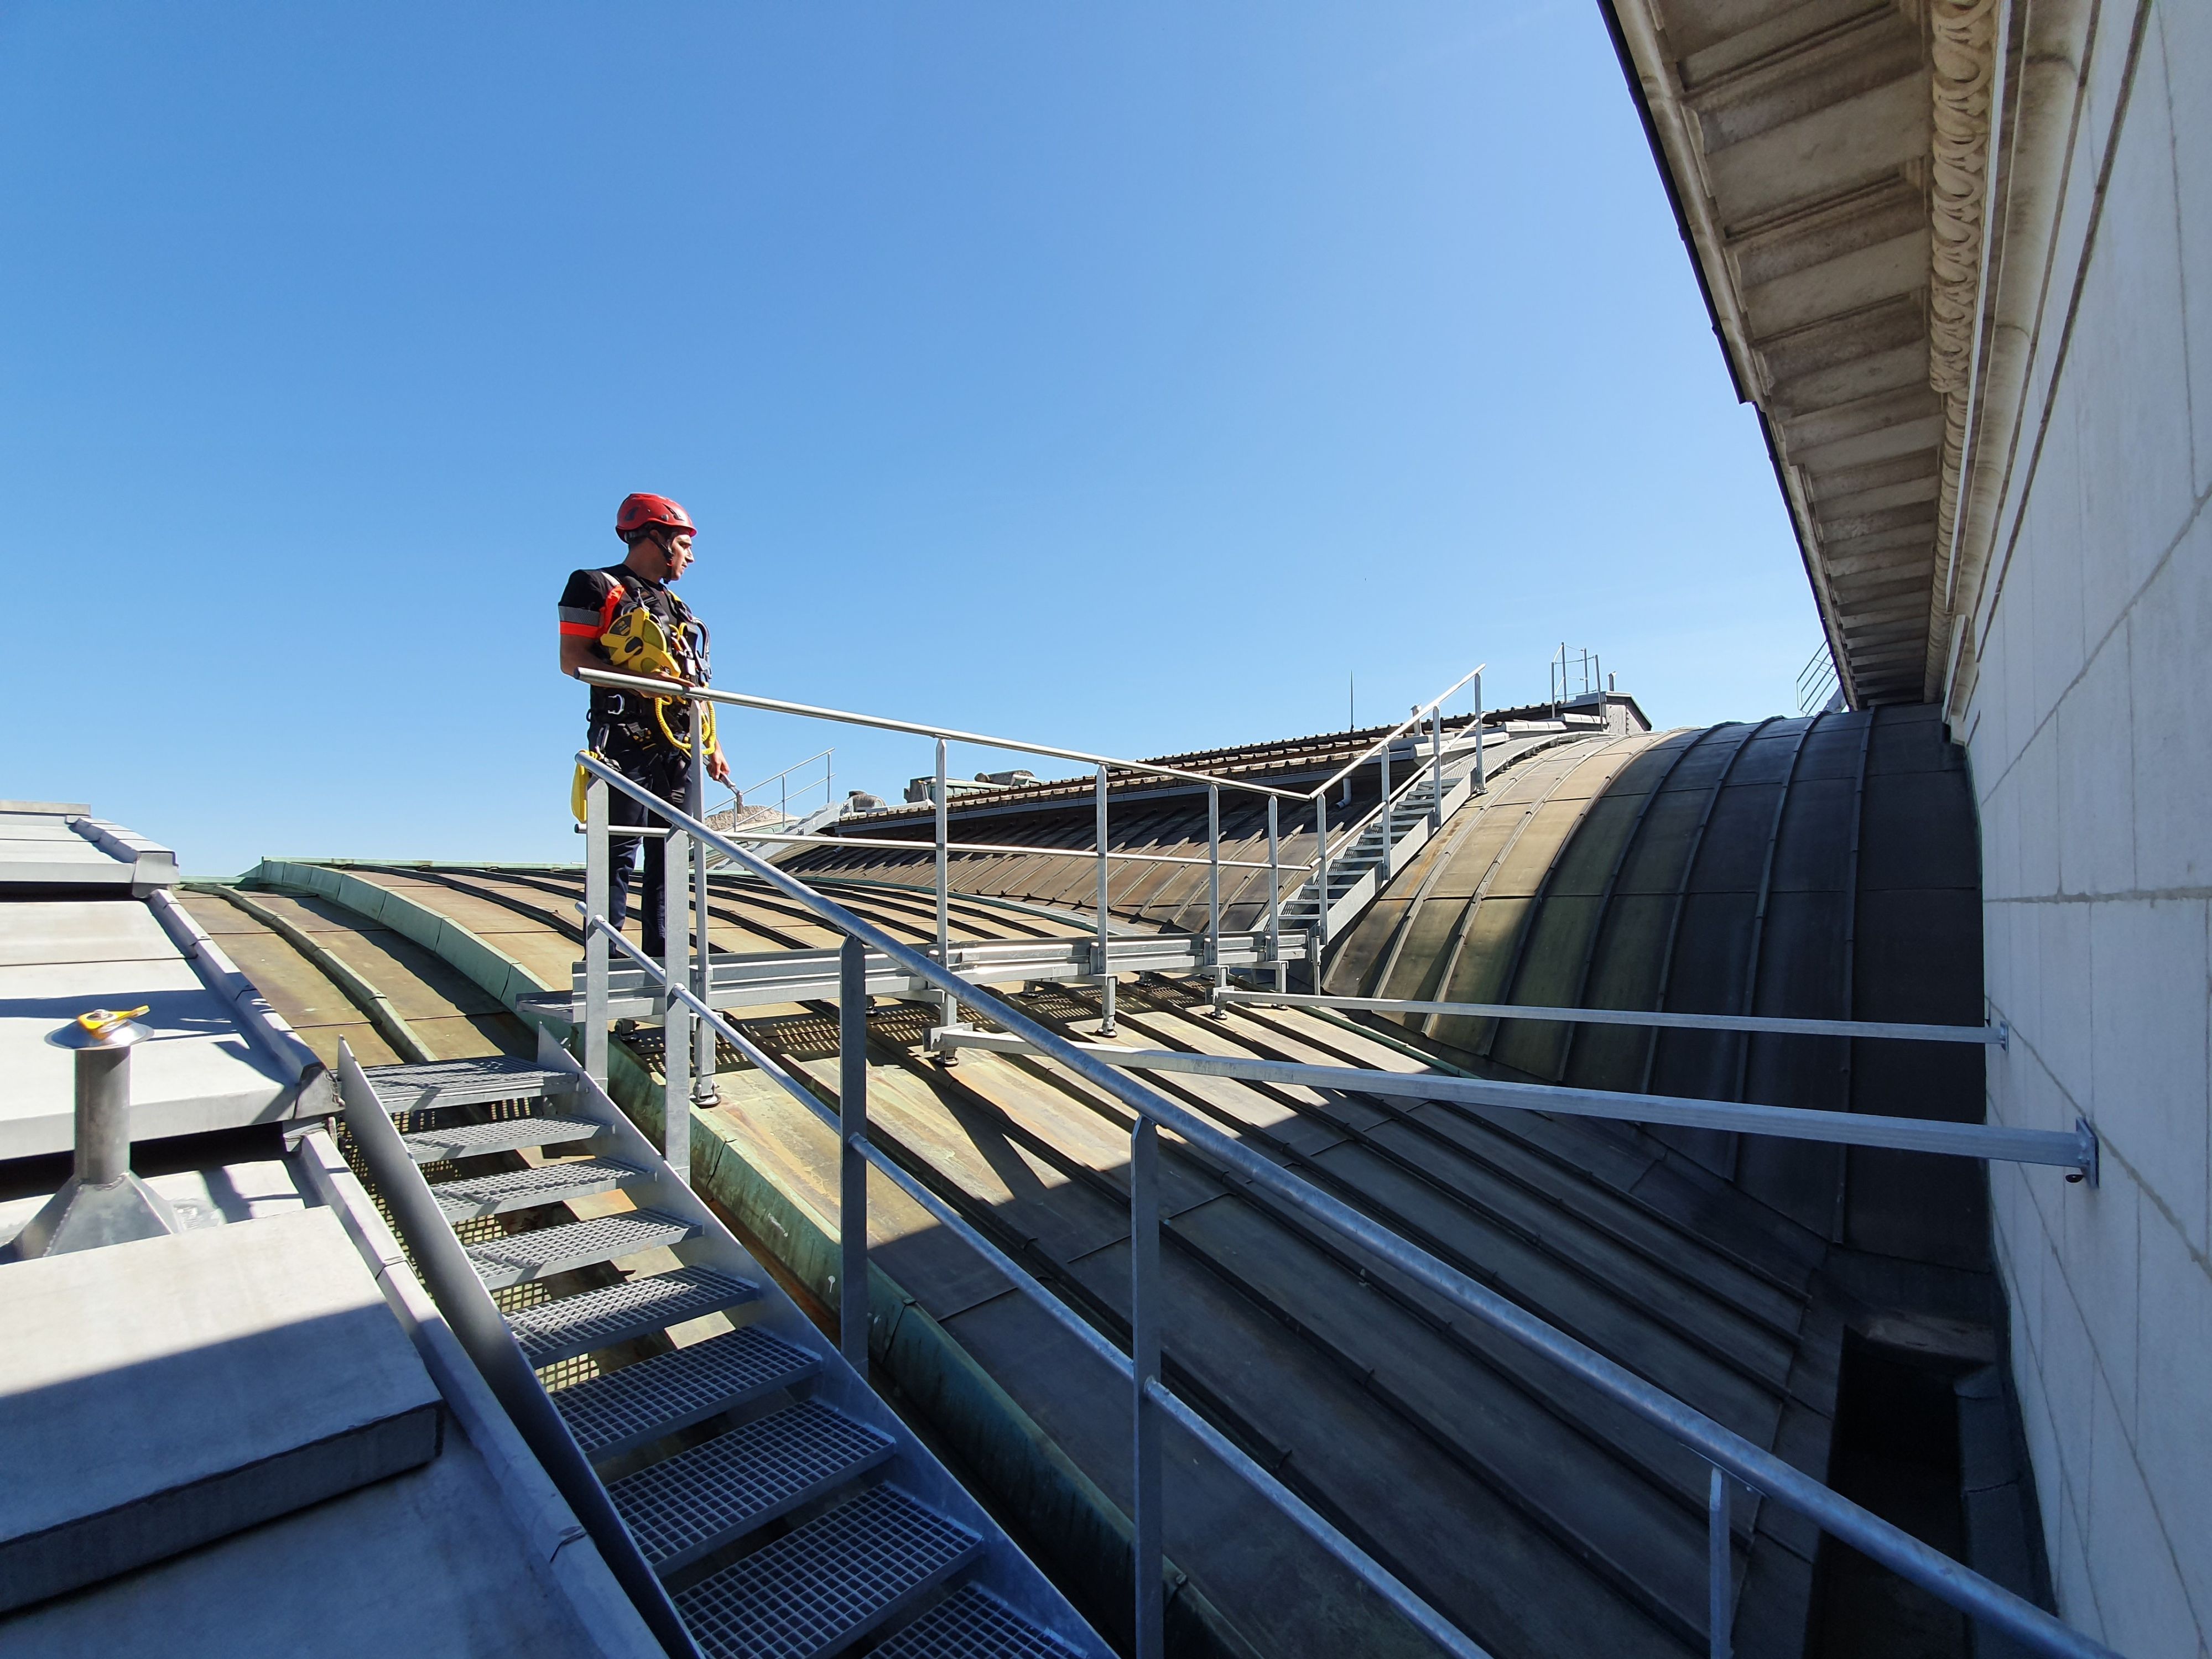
[[571, 585, 722, 823]]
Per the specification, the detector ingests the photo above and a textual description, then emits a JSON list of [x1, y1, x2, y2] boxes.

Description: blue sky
[[1, 3, 1814, 876]]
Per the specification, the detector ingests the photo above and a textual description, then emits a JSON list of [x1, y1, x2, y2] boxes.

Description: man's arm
[[561, 630, 684, 686]]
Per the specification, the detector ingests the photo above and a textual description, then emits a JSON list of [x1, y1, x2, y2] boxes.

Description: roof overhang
[[1601, 0, 2023, 708]]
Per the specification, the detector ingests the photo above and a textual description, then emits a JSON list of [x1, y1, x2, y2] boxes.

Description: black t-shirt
[[557, 562, 710, 737]]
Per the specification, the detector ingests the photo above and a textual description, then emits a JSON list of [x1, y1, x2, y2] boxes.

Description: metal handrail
[[931, 1027, 2095, 1175], [575, 752, 2121, 1659], [1310, 663, 1486, 799], [1215, 988, 2008, 1045], [578, 669, 1309, 802], [1797, 644, 1841, 715], [584, 911, 1490, 1658], [740, 747, 834, 798], [724, 827, 1280, 870]]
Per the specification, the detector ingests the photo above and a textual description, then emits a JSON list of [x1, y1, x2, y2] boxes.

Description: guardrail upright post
[[689, 698, 718, 1108], [1131, 1113, 1163, 1659], [1708, 1464, 1731, 1659], [585, 776, 609, 1086], [1315, 792, 1332, 947], [1096, 764, 1117, 1037], [1474, 670, 1486, 794], [1206, 784, 1224, 1010], [1380, 729, 1392, 874], [1266, 796, 1284, 994], [839, 935, 870, 1371], [1430, 705, 1444, 830], [663, 818, 692, 1183], [934, 737, 956, 1034]]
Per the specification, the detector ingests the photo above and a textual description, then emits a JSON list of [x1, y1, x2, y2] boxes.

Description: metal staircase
[[336, 1047, 1104, 1659], [1278, 735, 1487, 941]]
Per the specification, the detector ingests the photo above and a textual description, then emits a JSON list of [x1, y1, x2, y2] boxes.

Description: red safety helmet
[[615, 492, 697, 543]]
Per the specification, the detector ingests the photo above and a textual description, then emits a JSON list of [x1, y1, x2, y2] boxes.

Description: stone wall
[[1961, 2, 2210, 1650]]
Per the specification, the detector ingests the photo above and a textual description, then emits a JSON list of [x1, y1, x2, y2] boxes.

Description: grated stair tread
[[511, 1265, 758, 1366], [430, 1157, 643, 1222], [402, 1113, 601, 1163], [553, 1326, 820, 1462], [366, 1055, 579, 1113], [870, 1586, 1086, 1659], [610, 1401, 894, 1575], [466, 1208, 698, 1288], [673, 1485, 981, 1659]]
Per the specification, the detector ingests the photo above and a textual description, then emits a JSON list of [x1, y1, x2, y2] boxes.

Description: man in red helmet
[[558, 493, 731, 958]]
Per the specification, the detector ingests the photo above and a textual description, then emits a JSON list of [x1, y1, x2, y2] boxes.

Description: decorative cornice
[[1925, 0, 1999, 697]]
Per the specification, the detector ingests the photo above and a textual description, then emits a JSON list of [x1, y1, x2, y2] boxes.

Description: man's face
[[654, 533, 695, 581]]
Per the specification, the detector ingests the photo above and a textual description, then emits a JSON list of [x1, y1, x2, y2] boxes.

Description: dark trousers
[[604, 745, 691, 959]]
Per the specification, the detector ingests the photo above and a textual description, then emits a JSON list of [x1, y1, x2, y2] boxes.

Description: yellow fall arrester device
[[570, 606, 722, 822]]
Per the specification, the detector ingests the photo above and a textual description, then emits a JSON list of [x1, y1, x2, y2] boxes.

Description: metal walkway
[[337, 1048, 1106, 1659]]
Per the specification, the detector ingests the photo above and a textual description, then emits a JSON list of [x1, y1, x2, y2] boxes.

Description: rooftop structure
[[6, 2, 2204, 1651]]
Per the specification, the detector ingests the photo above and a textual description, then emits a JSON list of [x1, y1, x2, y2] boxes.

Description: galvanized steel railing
[[572, 751, 2120, 1659], [580, 661, 1493, 1033]]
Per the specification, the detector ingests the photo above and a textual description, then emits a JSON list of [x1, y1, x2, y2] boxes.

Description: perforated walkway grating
[[465, 1208, 699, 1289], [430, 1157, 642, 1222], [551, 1326, 821, 1461], [511, 1265, 758, 1366], [365, 1055, 577, 1113], [673, 1485, 981, 1659], [610, 1401, 894, 1574], [872, 1585, 1089, 1659], [400, 1114, 601, 1162]]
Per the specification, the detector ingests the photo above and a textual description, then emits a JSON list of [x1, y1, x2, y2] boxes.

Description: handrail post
[[1708, 1464, 1731, 1659], [839, 935, 870, 1371], [688, 695, 718, 1108], [663, 820, 691, 1184], [1131, 1114, 1163, 1659], [1430, 705, 1444, 830], [584, 776, 609, 1086], [1380, 731, 1392, 874], [1206, 784, 1224, 1011], [1266, 796, 1284, 994], [1315, 793, 1332, 948], [1474, 671, 1486, 794], [1095, 765, 1117, 1037], [934, 737, 956, 1036]]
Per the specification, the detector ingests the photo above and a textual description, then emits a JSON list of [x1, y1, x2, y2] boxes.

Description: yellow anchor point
[[75, 1006, 150, 1038]]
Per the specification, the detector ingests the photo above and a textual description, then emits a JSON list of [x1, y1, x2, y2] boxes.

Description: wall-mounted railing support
[[839, 936, 870, 1370]]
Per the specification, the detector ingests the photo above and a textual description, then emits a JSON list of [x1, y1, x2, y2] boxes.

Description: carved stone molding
[[1925, 0, 1998, 686]]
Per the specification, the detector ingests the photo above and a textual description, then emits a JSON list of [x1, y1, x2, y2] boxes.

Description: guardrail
[[574, 752, 2121, 1659], [1214, 987, 2010, 1046], [580, 661, 1490, 1033], [1798, 643, 1842, 715]]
